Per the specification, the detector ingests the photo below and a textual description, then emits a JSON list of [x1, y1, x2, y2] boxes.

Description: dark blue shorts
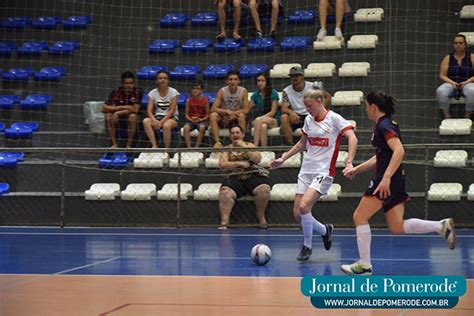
[[364, 175, 411, 212]]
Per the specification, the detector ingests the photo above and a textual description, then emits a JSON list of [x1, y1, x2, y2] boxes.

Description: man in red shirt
[[102, 71, 143, 148]]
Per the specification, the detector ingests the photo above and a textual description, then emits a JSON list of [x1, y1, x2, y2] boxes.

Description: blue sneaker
[[341, 261, 373, 275]]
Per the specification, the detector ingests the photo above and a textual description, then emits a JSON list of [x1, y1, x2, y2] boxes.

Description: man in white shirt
[[280, 66, 314, 145]]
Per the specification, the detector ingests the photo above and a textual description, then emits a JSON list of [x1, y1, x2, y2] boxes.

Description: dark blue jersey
[[370, 116, 403, 179]]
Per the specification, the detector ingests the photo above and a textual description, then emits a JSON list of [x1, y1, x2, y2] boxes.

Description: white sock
[[312, 216, 326, 235], [356, 224, 371, 266], [301, 213, 315, 249], [403, 218, 442, 234]]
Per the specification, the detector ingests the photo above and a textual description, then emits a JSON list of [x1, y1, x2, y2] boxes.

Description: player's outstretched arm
[[270, 135, 306, 168], [344, 155, 377, 179]]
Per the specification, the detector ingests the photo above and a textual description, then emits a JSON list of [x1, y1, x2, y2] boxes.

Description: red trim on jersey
[[315, 109, 331, 122], [328, 132, 342, 177], [340, 125, 354, 134], [301, 129, 308, 137], [384, 130, 398, 141]]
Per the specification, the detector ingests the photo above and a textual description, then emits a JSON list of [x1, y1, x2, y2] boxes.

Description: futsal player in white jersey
[[270, 89, 358, 261]]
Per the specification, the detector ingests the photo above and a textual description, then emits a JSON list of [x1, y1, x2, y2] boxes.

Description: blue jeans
[[436, 82, 474, 111]]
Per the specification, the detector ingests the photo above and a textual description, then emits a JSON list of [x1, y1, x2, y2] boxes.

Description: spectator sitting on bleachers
[[143, 70, 180, 148], [250, 72, 279, 147], [436, 34, 474, 119], [280, 66, 313, 145], [215, 0, 245, 41], [183, 81, 210, 148], [210, 70, 250, 148], [218, 124, 271, 229], [215, 0, 277, 40], [102, 71, 143, 148], [316, 0, 351, 41], [259, 0, 281, 38]]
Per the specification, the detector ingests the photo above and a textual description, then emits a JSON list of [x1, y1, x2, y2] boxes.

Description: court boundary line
[[2, 274, 473, 280], [0, 231, 473, 238]]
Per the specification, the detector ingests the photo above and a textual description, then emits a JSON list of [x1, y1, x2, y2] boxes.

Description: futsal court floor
[[0, 227, 472, 315]]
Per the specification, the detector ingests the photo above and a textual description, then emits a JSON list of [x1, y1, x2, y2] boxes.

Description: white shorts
[[296, 173, 334, 196]]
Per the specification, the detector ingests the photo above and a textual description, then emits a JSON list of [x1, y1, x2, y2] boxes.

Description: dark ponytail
[[366, 91, 396, 117]]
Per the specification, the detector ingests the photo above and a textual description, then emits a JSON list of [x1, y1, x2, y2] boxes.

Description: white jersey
[[300, 110, 353, 177], [148, 87, 180, 120], [282, 81, 313, 115]]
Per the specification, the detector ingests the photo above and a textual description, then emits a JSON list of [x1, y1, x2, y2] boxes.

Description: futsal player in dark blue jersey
[[340, 91, 456, 275]]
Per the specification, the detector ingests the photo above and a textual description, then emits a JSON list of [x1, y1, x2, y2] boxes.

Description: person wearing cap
[[280, 66, 315, 145]]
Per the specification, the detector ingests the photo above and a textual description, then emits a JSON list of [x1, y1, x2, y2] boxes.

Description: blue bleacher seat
[[239, 64, 268, 78], [20, 94, 53, 109], [160, 13, 189, 27], [214, 38, 244, 53], [63, 15, 92, 29], [0, 152, 25, 161], [0, 183, 9, 195], [181, 39, 213, 53], [0, 41, 16, 56], [0, 95, 21, 109], [191, 12, 218, 26], [34, 67, 67, 81], [31, 16, 62, 29], [170, 65, 201, 80], [99, 152, 130, 169], [4, 122, 39, 139], [0, 122, 5, 131], [0, 157, 18, 167], [0, 152, 25, 167], [260, 15, 285, 25], [16, 41, 49, 56], [2, 68, 34, 81], [287, 10, 316, 24], [177, 93, 190, 108], [141, 94, 149, 110], [203, 92, 217, 105], [48, 41, 80, 54], [203, 64, 234, 79], [148, 39, 179, 53], [0, 17, 31, 29], [137, 65, 168, 80], [280, 36, 311, 51], [247, 37, 275, 52]]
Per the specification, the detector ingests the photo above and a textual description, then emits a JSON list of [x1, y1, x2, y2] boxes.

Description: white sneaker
[[316, 28, 327, 41], [335, 27, 343, 40], [341, 261, 373, 275], [440, 218, 456, 250]]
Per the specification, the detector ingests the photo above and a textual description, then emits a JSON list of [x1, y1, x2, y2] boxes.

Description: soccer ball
[[250, 244, 272, 266]]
